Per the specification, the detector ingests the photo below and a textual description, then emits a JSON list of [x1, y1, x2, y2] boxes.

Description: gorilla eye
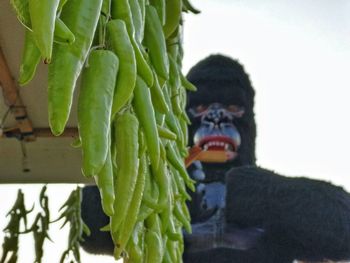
[[196, 105, 208, 113], [188, 105, 210, 119]]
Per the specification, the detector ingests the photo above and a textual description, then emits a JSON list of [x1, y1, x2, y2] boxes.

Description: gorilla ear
[[196, 105, 207, 113], [228, 105, 245, 118]]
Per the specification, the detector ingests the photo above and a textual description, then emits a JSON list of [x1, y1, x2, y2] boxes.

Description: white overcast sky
[[1, 1, 350, 262], [183, 0, 350, 188]]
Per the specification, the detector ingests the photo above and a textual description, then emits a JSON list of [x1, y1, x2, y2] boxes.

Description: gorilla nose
[[203, 108, 227, 124]]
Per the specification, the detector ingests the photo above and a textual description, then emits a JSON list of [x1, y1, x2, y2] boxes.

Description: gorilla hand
[[184, 208, 264, 253]]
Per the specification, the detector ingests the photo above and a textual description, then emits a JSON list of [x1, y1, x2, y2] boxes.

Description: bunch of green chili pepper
[[0, 187, 91, 263], [21, 186, 52, 263], [10, 0, 200, 261], [0, 190, 33, 263], [56, 187, 91, 263]]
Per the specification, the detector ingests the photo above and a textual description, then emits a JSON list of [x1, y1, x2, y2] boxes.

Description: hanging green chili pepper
[[179, 115, 189, 146], [181, 199, 191, 222], [180, 89, 189, 115], [155, 111, 165, 127], [28, 0, 60, 63], [163, 0, 182, 39], [19, 17, 76, 86], [162, 85, 183, 141], [18, 30, 41, 86], [180, 71, 197, 91], [144, 5, 169, 80], [182, 0, 201, 14], [150, 70, 169, 114], [53, 18, 75, 45], [144, 232, 163, 263], [157, 125, 177, 141], [166, 239, 179, 263], [125, 222, 144, 263], [106, 19, 137, 117], [48, 0, 102, 136], [133, 39, 154, 87], [110, 0, 134, 35], [145, 214, 164, 263], [165, 213, 182, 242], [168, 55, 183, 116], [150, 156, 170, 212], [165, 142, 195, 191], [170, 166, 191, 201], [138, 163, 159, 222], [114, 152, 146, 258], [95, 148, 115, 217], [163, 250, 173, 263], [78, 49, 118, 177], [149, 0, 166, 25], [10, 0, 31, 29], [133, 76, 160, 171], [165, 113, 182, 142], [110, 0, 153, 86], [129, 0, 144, 43], [174, 200, 191, 233], [111, 112, 139, 234], [159, 193, 172, 235], [58, 187, 90, 263]]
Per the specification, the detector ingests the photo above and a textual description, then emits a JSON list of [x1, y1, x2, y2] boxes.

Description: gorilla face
[[185, 102, 247, 221], [189, 103, 244, 156], [186, 54, 257, 182]]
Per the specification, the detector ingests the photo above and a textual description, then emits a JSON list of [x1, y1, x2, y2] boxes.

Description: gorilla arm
[[184, 166, 350, 262], [225, 165, 350, 262]]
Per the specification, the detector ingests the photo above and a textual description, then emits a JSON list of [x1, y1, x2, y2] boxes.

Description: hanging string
[[0, 106, 11, 129], [20, 140, 30, 173], [0, 86, 21, 134]]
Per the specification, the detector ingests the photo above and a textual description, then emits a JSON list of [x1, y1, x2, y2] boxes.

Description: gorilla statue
[[81, 54, 350, 263]]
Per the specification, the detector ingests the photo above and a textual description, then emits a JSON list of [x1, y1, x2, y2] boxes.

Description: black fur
[[80, 186, 113, 254], [226, 166, 350, 262], [184, 166, 350, 263]]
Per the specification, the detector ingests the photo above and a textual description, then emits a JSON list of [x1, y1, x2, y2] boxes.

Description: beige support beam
[[1, 127, 78, 139], [34, 127, 78, 138], [0, 46, 35, 141]]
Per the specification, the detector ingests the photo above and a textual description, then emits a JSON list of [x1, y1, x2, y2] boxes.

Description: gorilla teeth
[[202, 141, 233, 151]]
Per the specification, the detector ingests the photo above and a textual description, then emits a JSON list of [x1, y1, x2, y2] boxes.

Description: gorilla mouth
[[198, 136, 237, 152]]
